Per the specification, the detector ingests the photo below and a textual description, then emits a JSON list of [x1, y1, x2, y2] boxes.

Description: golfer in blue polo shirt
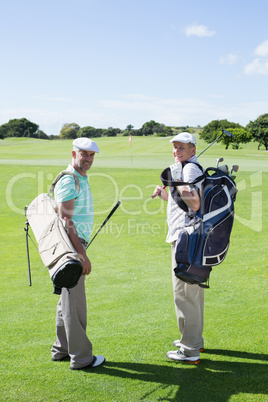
[[51, 137, 105, 370]]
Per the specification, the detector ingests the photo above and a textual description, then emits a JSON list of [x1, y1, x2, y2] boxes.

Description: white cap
[[73, 137, 100, 153], [170, 132, 196, 146]]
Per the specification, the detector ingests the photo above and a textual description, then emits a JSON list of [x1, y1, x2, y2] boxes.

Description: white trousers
[[171, 241, 204, 357], [51, 275, 93, 369]]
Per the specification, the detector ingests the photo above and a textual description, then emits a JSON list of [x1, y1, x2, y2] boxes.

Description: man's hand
[[152, 185, 168, 201], [82, 254, 92, 275]]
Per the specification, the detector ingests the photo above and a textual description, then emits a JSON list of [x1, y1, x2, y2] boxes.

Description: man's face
[[72, 149, 95, 174], [173, 141, 195, 163]]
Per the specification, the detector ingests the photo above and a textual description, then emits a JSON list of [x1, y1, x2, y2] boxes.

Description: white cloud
[[2, 95, 268, 134], [219, 53, 238, 65], [184, 23, 216, 37], [244, 40, 268, 75], [255, 40, 268, 57], [97, 95, 268, 128], [244, 58, 268, 75]]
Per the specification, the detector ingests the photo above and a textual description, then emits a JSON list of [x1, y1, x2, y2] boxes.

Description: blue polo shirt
[[55, 165, 94, 243]]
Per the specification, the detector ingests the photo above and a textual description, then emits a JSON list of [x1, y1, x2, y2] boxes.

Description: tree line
[[0, 114, 268, 150]]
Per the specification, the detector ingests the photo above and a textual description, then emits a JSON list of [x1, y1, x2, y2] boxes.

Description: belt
[[79, 238, 88, 247]]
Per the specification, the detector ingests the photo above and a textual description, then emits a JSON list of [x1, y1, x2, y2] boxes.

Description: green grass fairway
[[0, 137, 267, 401]]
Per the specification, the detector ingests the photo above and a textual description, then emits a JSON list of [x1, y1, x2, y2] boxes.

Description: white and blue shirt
[[55, 164, 94, 243]]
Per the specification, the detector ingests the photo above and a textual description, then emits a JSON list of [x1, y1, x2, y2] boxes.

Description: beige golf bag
[[25, 171, 84, 290]]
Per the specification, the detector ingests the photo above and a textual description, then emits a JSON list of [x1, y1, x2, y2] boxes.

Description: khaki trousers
[[51, 275, 93, 369], [171, 241, 204, 357]]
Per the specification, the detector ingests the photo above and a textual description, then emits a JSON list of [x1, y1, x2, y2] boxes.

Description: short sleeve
[[182, 163, 203, 192], [55, 175, 79, 203]]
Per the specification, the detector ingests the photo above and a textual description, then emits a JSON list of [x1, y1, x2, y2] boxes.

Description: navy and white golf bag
[[161, 165, 238, 287]]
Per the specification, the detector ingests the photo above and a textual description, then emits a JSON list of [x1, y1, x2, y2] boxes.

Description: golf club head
[[216, 157, 224, 168], [218, 164, 229, 175], [222, 129, 233, 137], [232, 165, 239, 173], [230, 165, 239, 177]]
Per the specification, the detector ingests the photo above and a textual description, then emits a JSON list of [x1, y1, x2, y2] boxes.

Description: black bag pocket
[[175, 230, 190, 264]]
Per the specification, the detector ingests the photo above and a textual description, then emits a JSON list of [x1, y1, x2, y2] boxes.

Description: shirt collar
[[188, 155, 198, 163], [67, 164, 88, 180]]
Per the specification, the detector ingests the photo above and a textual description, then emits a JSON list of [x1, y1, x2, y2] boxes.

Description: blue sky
[[1, 0, 268, 135]]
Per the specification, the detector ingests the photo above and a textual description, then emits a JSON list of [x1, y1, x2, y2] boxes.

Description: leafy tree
[[60, 123, 80, 139], [36, 129, 49, 139], [174, 126, 190, 132], [224, 127, 252, 149], [105, 127, 121, 137], [49, 134, 60, 140], [153, 125, 173, 137], [154, 124, 165, 134], [163, 126, 173, 136], [132, 128, 143, 136], [77, 126, 103, 138], [123, 124, 134, 136], [140, 120, 173, 137], [141, 120, 160, 136], [200, 119, 245, 149], [142, 125, 153, 135], [246, 113, 268, 150], [0, 118, 39, 138]]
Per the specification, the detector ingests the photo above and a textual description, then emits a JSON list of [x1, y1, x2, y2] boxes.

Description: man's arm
[[58, 199, 91, 275], [176, 185, 200, 211]]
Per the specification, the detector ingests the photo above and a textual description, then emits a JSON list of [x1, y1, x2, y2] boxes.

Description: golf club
[[197, 129, 233, 158], [218, 164, 229, 175], [216, 157, 224, 168], [24, 220, 32, 286], [230, 165, 239, 177], [86, 201, 121, 249]]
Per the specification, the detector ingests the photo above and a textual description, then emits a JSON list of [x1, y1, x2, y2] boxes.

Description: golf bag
[[161, 164, 238, 287], [25, 171, 83, 290]]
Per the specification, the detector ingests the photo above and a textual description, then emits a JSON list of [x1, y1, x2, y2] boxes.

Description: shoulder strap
[[161, 161, 205, 214], [161, 162, 205, 187], [49, 171, 80, 196], [182, 161, 203, 172]]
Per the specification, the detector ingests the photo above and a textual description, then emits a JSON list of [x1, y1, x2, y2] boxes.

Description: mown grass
[[0, 137, 267, 401]]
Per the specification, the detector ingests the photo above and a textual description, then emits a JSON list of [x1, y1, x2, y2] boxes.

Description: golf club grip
[[101, 201, 121, 226], [25, 222, 32, 286], [86, 201, 121, 248]]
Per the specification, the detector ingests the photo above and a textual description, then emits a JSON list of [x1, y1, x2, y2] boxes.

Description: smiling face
[[72, 149, 95, 176], [172, 141, 196, 163]]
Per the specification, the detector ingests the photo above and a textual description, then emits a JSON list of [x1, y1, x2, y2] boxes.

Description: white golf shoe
[[166, 350, 200, 364], [173, 340, 205, 352]]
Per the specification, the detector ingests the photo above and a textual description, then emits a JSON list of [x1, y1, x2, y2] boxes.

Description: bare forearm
[[58, 200, 91, 274], [176, 186, 200, 211], [66, 219, 86, 258]]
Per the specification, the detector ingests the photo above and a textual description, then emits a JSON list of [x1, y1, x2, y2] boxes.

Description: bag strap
[[160, 162, 204, 214], [49, 171, 80, 196], [161, 162, 205, 187]]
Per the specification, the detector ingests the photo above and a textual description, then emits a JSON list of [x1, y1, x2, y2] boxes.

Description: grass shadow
[[94, 349, 268, 401]]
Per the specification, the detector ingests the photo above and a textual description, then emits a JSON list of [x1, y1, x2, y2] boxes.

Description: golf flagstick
[[86, 201, 121, 249]]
